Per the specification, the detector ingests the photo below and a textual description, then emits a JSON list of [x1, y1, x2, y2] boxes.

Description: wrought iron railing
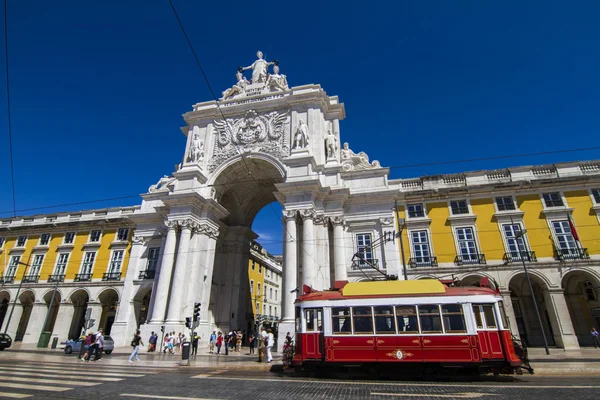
[[138, 270, 156, 280], [102, 272, 122, 281], [454, 253, 486, 266], [74, 273, 92, 282], [555, 247, 590, 261], [22, 275, 39, 283], [350, 258, 380, 270], [503, 251, 537, 264], [47, 274, 65, 283], [409, 256, 438, 268], [0, 276, 15, 284]]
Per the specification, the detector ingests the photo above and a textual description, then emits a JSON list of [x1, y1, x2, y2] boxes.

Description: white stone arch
[[96, 286, 121, 303], [561, 267, 600, 289], [0, 289, 10, 302], [560, 267, 600, 346], [207, 152, 287, 186], [18, 289, 36, 303], [457, 272, 498, 289], [412, 274, 438, 281], [506, 269, 555, 291], [41, 288, 64, 302], [67, 287, 92, 303]]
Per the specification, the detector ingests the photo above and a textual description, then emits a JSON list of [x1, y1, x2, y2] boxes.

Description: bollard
[[51, 337, 59, 349], [181, 341, 191, 365]]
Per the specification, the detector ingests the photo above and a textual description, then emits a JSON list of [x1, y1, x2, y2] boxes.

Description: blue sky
[[0, 1, 599, 254]]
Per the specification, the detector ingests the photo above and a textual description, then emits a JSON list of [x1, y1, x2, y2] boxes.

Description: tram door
[[303, 308, 324, 360], [472, 304, 504, 359]]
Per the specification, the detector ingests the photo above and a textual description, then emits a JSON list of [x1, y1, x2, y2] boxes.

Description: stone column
[[150, 221, 178, 323], [301, 209, 316, 288], [51, 300, 75, 342], [331, 216, 348, 282], [282, 210, 298, 323], [111, 235, 147, 346], [166, 220, 193, 323], [500, 290, 521, 338], [542, 288, 580, 349], [3, 301, 23, 340], [20, 302, 49, 344], [197, 225, 219, 345], [87, 302, 104, 334]]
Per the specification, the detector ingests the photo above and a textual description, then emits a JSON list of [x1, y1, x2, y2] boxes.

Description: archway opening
[[42, 290, 62, 332], [133, 287, 152, 328], [15, 291, 35, 342], [69, 290, 89, 340], [0, 291, 9, 330], [98, 288, 119, 335], [562, 270, 600, 346]]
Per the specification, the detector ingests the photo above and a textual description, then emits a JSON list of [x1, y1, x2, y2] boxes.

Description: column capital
[[132, 236, 147, 245], [314, 214, 328, 226], [300, 208, 317, 221], [379, 217, 394, 226], [282, 209, 297, 221], [192, 222, 219, 239], [179, 219, 195, 231], [166, 220, 179, 230], [330, 215, 346, 227]]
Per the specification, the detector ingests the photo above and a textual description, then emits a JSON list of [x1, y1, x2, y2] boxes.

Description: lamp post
[[515, 228, 550, 355], [394, 201, 408, 280], [3, 254, 32, 335]]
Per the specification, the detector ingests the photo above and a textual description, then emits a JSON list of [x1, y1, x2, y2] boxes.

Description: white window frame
[[449, 200, 471, 216], [89, 230, 102, 243], [147, 247, 160, 271], [495, 196, 517, 212], [39, 233, 51, 246], [257, 283, 261, 295], [108, 250, 124, 273], [116, 228, 129, 242], [275, 289, 278, 301], [0, 237, 5, 249], [550, 219, 578, 255], [80, 251, 97, 275], [355, 233, 374, 267], [590, 189, 600, 205], [6, 255, 21, 278], [541, 192, 567, 209], [30, 254, 44, 276], [250, 279, 254, 293], [269, 287, 273, 300], [500, 222, 529, 260], [407, 203, 426, 219], [15, 235, 27, 247], [408, 229, 434, 264], [452, 225, 480, 262], [63, 232, 76, 245], [54, 253, 69, 276], [256, 302, 260, 313]]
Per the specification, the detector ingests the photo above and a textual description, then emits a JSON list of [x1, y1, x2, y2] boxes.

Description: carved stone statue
[[187, 130, 204, 163], [292, 120, 309, 149], [340, 142, 381, 172], [148, 175, 175, 193], [221, 70, 249, 100], [325, 130, 338, 159], [265, 64, 289, 92], [241, 50, 274, 84]]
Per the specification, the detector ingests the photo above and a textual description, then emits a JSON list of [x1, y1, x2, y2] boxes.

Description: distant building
[[247, 241, 283, 333]]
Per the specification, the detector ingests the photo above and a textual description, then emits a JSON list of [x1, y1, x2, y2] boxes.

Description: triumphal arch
[[111, 51, 400, 346]]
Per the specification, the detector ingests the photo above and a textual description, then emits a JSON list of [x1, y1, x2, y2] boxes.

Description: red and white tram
[[292, 279, 529, 375]]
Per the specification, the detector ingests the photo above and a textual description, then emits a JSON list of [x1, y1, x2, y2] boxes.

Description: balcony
[[503, 251, 537, 264], [555, 247, 590, 261], [22, 275, 39, 283], [351, 258, 381, 271], [0, 276, 15, 284], [47, 274, 65, 283], [409, 256, 438, 268], [102, 272, 122, 281], [454, 253, 486, 266], [74, 273, 92, 282], [138, 270, 156, 280]]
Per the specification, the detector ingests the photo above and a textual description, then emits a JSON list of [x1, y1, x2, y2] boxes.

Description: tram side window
[[352, 306, 373, 334], [374, 306, 396, 334], [472, 305, 484, 329], [395, 305, 419, 334], [295, 307, 301, 332], [441, 304, 467, 333], [498, 301, 510, 329], [482, 304, 497, 329], [305, 309, 316, 331], [419, 305, 442, 333], [332, 307, 352, 334]]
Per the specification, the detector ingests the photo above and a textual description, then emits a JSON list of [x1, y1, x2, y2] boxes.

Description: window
[[482, 305, 497, 329], [269, 288, 273, 300], [498, 301, 510, 329], [456, 227, 479, 261], [472, 305, 484, 329], [90, 230, 102, 242], [275, 289, 278, 301], [450, 200, 469, 215], [592, 189, 600, 204], [584, 281, 596, 301], [543, 192, 564, 208], [295, 307, 301, 331], [395, 306, 419, 333], [418, 305, 442, 333], [502, 224, 527, 259], [269, 306, 272, 316], [251, 260, 255, 270], [552, 220, 577, 251], [356, 234, 373, 263], [109, 250, 124, 272], [81, 252, 96, 274], [55, 253, 69, 275], [374, 306, 396, 334], [259, 265, 262, 274], [441, 304, 466, 333], [6, 255, 20, 277], [39, 234, 51, 246], [250, 280, 254, 293], [263, 304, 266, 314], [0, 237, 4, 248], [495, 196, 516, 211], [30, 254, 44, 276], [411, 230, 431, 263], [64, 232, 75, 244], [275, 307, 277, 317], [117, 228, 129, 241], [147, 248, 160, 271], [16, 236, 27, 247], [407, 203, 425, 218], [332, 307, 352, 334], [256, 302, 260, 313], [257, 283, 261, 295], [352, 306, 373, 334]]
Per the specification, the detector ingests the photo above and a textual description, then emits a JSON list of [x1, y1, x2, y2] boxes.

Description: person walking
[[209, 331, 216, 354], [191, 332, 199, 356], [95, 329, 105, 361], [148, 331, 157, 352], [248, 333, 255, 355], [216, 332, 223, 355], [266, 328, 274, 363], [80, 332, 94, 361], [236, 331, 243, 352], [258, 327, 267, 362], [85, 329, 104, 362], [592, 327, 600, 348], [129, 330, 144, 363]]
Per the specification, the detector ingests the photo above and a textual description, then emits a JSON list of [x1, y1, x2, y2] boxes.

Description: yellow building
[[393, 161, 600, 349]]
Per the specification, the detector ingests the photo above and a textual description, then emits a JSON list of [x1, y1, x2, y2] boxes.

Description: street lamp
[[515, 228, 550, 355], [3, 255, 32, 335]]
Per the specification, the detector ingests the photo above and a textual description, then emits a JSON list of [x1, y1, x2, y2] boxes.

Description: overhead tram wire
[[3, 0, 16, 217]]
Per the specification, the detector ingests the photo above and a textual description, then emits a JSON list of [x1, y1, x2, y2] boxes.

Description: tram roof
[[297, 279, 497, 302]]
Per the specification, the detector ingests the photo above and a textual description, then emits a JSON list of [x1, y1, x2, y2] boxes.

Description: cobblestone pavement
[[0, 358, 599, 399]]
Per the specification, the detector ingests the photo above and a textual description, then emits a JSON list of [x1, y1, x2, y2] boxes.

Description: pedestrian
[[95, 329, 105, 361], [236, 331, 242, 352], [209, 331, 216, 354], [216, 332, 223, 355], [286, 331, 293, 345], [148, 331, 157, 352], [592, 327, 600, 348], [80, 331, 94, 361], [258, 327, 267, 362], [266, 328, 274, 363], [225, 332, 231, 355], [86, 328, 104, 362], [248, 333, 255, 355], [129, 329, 144, 363], [191, 332, 199, 356]]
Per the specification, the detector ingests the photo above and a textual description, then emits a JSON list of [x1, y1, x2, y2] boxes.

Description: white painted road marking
[[0, 393, 33, 399], [0, 365, 143, 378], [372, 392, 497, 398], [0, 376, 100, 387], [0, 370, 123, 381], [121, 395, 219, 400], [0, 383, 71, 392]]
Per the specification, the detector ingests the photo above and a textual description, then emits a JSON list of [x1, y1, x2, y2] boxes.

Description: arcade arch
[[0, 291, 9, 330], [98, 288, 119, 335], [68, 289, 89, 339], [562, 269, 600, 346], [15, 290, 35, 342], [42, 290, 62, 333]]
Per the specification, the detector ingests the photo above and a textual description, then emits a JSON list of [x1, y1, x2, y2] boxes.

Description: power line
[[3, 0, 16, 217]]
